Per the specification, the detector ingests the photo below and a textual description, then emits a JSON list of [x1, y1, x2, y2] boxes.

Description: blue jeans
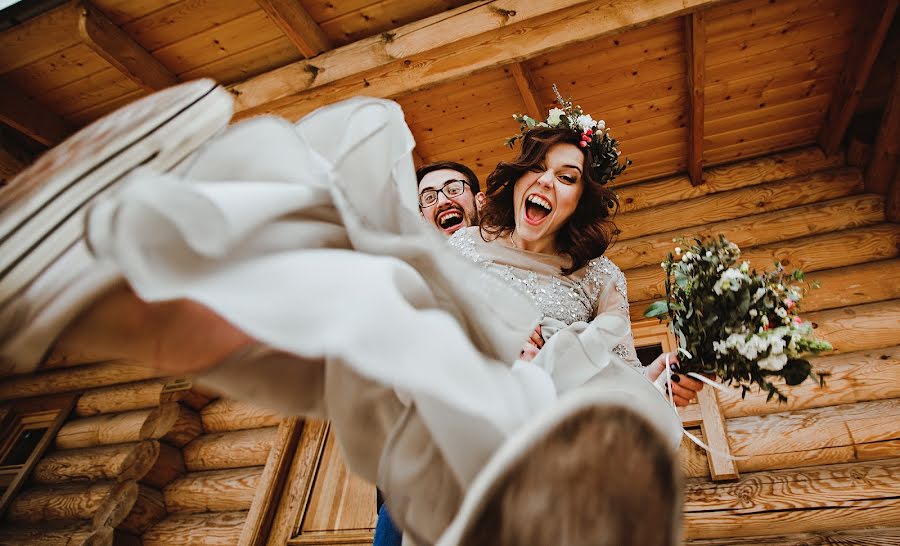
[[373, 504, 403, 546]]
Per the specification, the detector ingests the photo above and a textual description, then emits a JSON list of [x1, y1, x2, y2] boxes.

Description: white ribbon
[[655, 353, 751, 461]]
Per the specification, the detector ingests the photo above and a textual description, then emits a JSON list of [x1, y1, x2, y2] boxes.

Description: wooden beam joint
[[509, 62, 542, 119], [77, 0, 178, 90], [256, 0, 332, 58], [817, 0, 899, 156]]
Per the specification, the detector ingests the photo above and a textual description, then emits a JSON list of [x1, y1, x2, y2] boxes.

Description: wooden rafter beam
[[411, 148, 425, 169], [0, 2, 82, 74], [77, 1, 178, 90], [509, 62, 542, 119], [818, 0, 898, 156], [869, 59, 900, 217], [685, 12, 706, 186], [256, 0, 332, 58], [229, 0, 727, 121], [0, 81, 73, 147]]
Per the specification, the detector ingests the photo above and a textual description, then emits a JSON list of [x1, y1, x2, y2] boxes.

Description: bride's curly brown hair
[[478, 127, 619, 275]]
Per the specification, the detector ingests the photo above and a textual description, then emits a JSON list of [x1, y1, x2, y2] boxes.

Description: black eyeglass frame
[[418, 179, 469, 208]]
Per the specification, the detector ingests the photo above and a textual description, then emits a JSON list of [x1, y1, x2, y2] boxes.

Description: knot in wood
[[305, 64, 322, 78], [490, 6, 517, 22], [382, 31, 396, 43], [735, 481, 758, 507], [849, 467, 867, 480]]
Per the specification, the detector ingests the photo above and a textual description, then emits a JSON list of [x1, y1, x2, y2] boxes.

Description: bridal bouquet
[[644, 235, 832, 402]]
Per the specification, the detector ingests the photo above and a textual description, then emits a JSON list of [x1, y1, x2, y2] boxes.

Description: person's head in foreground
[[416, 160, 485, 236], [479, 89, 628, 274]]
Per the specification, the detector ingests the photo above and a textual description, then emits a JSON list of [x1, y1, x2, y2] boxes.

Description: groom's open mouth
[[436, 207, 466, 233], [524, 193, 552, 225]]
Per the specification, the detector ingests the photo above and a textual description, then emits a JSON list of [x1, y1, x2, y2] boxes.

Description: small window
[[636, 343, 664, 367], [0, 395, 76, 517]]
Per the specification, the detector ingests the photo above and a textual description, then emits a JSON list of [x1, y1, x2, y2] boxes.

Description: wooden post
[[697, 388, 739, 481], [684, 11, 706, 185], [240, 418, 304, 546], [818, 0, 898, 156]]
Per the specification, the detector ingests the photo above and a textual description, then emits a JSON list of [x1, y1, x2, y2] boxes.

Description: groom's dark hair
[[416, 161, 481, 194]]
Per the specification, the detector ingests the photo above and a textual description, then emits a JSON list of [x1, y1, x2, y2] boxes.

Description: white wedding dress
[[74, 95, 679, 544]]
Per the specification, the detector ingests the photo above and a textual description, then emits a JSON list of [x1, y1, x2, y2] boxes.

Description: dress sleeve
[[585, 257, 644, 372]]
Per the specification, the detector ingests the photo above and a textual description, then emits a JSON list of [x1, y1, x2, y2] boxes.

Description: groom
[[416, 160, 485, 237]]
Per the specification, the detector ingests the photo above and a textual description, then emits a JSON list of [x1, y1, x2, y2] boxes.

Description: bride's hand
[[646, 352, 709, 407]]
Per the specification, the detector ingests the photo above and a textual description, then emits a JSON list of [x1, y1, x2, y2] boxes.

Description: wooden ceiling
[[0, 0, 898, 189]]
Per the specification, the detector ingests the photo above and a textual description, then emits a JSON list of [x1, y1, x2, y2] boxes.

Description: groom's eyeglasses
[[419, 179, 468, 208]]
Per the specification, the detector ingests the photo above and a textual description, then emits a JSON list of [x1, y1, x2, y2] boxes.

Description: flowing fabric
[[83, 96, 680, 544]]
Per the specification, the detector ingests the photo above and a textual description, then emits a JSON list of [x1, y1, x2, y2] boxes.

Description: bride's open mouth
[[436, 207, 465, 233], [524, 193, 552, 225]]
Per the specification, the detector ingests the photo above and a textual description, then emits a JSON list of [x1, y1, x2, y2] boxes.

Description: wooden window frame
[[0, 393, 77, 516]]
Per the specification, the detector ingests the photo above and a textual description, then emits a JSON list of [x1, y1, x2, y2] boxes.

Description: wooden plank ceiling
[[0, 0, 897, 189]]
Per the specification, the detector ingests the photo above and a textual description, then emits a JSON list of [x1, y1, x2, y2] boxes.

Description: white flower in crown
[[575, 114, 596, 131], [547, 108, 565, 127]]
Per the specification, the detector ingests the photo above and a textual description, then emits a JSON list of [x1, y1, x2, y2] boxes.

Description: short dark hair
[[478, 127, 619, 275], [416, 161, 481, 194]]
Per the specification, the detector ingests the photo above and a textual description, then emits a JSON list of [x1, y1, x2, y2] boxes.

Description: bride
[[1, 79, 687, 545]]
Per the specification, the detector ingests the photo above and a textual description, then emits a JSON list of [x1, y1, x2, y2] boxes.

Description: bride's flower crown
[[506, 84, 631, 185]]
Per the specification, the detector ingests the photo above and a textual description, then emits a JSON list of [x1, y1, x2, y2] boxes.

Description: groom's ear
[[476, 192, 486, 211]]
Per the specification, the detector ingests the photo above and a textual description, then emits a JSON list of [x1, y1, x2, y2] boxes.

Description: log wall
[[610, 146, 900, 543]]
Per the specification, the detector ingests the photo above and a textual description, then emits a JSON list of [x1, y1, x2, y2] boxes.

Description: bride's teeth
[[527, 195, 551, 211]]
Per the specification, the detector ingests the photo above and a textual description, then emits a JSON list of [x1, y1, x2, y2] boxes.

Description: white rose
[[575, 114, 596, 131], [597, 119, 606, 130], [758, 353, 788, 372], [674, 247, 682, 255], [775, 307, 788, 318], [749, 309, 758, 317], [547, 108, 565, 126]]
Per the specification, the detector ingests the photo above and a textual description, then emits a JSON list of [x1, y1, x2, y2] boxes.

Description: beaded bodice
[[448, 228, 628, 326]]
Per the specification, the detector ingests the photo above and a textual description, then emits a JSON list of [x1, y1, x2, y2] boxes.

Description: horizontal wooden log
[[686, 527, 900, 545], [143, 403, 203, 447], [685, 459, 900, 538], [609, 193, 884, 270], [32, 440, 160, 485], [141, 442, 185, 489], [6, 481, 136, 525], [55, 408, 156, 450], [141, 511, 248, 546], [75, 379, 170, 416], [231, 0, 725, 119], [807, 301, 900, 354], [626, 224, 900, 302], [0, 362, 163, 401], [685, 499, 900, 540], [614, 147, 844, 212], [164, 466, 263, 514], [0, 521, 108, 546], [182, 427, 277, 471], [616, 167, 864, 240], [727, 398, 900, 473], [630, 259, 900, 321], [200, 398, 281, 433], [685, 458, 900, 513], [717, 346, 900, 419], [118, 485, 166, 536]]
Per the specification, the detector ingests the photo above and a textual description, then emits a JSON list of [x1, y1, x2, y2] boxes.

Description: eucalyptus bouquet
[[644, 235, 832, 402]]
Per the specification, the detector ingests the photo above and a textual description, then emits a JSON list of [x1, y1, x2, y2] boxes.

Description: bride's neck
[[508, 230, 557, 255]]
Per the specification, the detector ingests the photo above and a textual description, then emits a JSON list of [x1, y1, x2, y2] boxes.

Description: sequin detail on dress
[[449, 230, 622, 326]]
